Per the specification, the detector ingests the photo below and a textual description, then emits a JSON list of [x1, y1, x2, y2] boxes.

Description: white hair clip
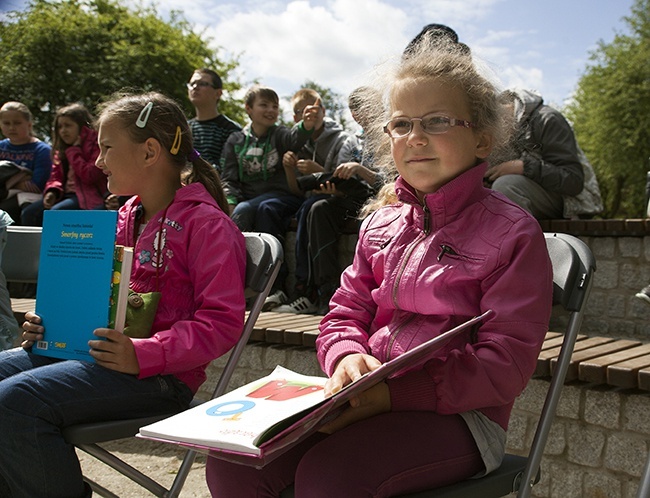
[[135, 101, 153, 128]]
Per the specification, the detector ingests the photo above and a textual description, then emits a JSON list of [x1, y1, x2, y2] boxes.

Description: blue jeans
[[232, 193, 304, 291], [0, 348, 193, 497], [21, 193, 80, 227]]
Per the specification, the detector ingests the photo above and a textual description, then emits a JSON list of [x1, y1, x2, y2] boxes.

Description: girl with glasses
[[207, 32, 553, 497]]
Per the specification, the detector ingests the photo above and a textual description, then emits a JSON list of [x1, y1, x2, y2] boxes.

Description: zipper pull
[[437, 244, 457, 261], [422, 204, 430, 235]]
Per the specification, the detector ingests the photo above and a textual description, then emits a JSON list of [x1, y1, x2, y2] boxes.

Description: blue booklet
[[33, 210, 118, 361]]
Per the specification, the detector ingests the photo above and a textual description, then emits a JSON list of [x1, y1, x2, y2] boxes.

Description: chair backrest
[[517, 233, 596, 497], [211, 231, 284, 399], [637, 449, 650, 498], [1, 225, 42, 283]]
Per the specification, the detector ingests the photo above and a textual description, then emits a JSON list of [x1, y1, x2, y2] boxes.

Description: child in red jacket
[[22, 102, 108, 226]]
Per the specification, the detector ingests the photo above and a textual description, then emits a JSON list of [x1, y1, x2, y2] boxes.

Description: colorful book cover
[[108, 245, 134, 332], [139, 310, 493, 467], [33, 210, 118, 361]]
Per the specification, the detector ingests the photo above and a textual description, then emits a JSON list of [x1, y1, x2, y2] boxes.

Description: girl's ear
[[143, 137, 162, 164], [475, 131, 493, 160]]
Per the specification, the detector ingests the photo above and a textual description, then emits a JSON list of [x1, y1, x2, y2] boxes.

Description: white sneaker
[[263, 290, 288, 311], [275, 296, 318, 314]]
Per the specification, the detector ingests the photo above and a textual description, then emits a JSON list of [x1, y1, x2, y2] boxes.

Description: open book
[[138, 310, 493, 467]]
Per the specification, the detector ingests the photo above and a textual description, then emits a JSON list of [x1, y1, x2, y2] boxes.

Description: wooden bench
[[249, 312, 650, 392], [13, 283, 650, 393]]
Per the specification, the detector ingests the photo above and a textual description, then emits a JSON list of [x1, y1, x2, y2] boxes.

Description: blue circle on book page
[[206, 400, 256, 417]]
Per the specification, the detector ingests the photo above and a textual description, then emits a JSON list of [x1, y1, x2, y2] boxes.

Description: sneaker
[[636, 285, 650, 305], [263, 290, 288, 311], [275, 296, 318, 314]]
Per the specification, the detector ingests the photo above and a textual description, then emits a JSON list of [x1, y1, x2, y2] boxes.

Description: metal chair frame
[[63, 232, 283, 498]]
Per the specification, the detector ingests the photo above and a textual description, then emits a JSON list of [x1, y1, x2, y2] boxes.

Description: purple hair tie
[[188, 149, 201, 162]]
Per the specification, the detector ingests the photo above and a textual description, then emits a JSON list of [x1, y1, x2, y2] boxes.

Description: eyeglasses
[[383, 113, 475, 138], [186, 81, 216, 90]]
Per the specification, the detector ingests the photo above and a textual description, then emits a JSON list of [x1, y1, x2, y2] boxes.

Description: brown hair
[[52, 102, 94, 153], [97, 91, 228, 212], [244, 85, 279, 108]]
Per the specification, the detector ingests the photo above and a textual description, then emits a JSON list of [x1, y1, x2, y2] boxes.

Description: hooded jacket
[[297, 117, 354, 173], [221, 122, 312, 204], [317, 163, 553, 431], [45, 127, 107, 209], [116, 183, 247, 393], [509, 88, 584, 197]]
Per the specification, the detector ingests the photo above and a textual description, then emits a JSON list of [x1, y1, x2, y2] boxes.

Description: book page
[[139, 366, 328, 455]]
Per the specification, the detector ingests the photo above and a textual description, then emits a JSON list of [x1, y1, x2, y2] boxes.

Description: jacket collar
[[394, 162, 490, 230]]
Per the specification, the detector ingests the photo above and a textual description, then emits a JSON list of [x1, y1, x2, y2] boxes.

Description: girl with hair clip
[[0, 91, 247, 498], [206, 33, 553, 498], [22, 102, 108, 226]]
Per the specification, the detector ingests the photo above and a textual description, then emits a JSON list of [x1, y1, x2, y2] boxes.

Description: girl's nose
[[406, 121, 429, 146]]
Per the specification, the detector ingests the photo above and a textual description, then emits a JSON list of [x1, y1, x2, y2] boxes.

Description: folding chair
[[279, 232, 596, 498], [62, 232, 283, 498], [637, 448, 650, 498], [1, 225, 42, 283]]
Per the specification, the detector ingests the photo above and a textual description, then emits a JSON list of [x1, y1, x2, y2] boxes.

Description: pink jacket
[[116, 183, 247, 393], [45, 127, 107, 209], [317, 163, 553, 430]]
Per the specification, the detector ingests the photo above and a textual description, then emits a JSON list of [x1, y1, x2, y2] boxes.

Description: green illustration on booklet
[[138, 310, 492, 468], [33, 210, 135, 361]]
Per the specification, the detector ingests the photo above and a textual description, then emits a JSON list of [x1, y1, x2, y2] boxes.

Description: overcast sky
[[1, 0, 637, 111]]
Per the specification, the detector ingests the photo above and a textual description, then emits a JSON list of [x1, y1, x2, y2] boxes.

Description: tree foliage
[[0, 0, 246, 140], [565, 0, 650, 217]]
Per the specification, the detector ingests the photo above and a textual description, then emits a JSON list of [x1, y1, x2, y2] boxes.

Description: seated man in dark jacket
[[485, 88, 585, 220]]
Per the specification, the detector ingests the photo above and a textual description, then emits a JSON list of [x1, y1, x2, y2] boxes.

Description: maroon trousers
[[206, 411, 484, 498]]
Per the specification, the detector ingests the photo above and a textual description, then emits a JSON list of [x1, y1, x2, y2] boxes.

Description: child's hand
[[104, 194, 120, 210], [42, 191, 58, 209], [283, 151, 298, 169], [332, 162, 360, 180], [325, 353, 382, 396], [319, 381, 391, 434], [296, 159, 323, 174], [21, 311, 44, 349], [89, 328, 140, 375], [316, 181, 341, 197], [301, 98, 323, 130]]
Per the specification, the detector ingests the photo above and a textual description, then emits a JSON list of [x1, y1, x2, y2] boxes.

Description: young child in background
[[0, 101, 52, 223], [0, 91, 247, 497], [206, 33, 553, 497], [220, 85, 319, 308], [22, 102, 107, 226]]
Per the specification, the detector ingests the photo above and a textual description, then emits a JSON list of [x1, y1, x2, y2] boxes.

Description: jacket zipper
[[391, 204, 430, 310], [437, 244, 458, 261], [386, 314, 417, 361]]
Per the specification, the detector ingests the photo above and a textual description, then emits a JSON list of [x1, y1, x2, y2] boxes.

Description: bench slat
[[607, 355, 650, 389], [549, 337, 616, 380], [578, 341, 649, 384], [535, 335, 588, 377]]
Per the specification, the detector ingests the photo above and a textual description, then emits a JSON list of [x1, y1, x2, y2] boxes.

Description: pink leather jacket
[[317, 163, 553, 429], [116, 183, 247, 393]]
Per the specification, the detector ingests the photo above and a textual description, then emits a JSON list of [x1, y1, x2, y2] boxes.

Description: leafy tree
[[565, 0, 650, 217], [0, 0, 246, 140]]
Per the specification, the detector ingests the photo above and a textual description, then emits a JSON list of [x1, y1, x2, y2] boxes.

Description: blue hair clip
[[136, 102, 153, 128]]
